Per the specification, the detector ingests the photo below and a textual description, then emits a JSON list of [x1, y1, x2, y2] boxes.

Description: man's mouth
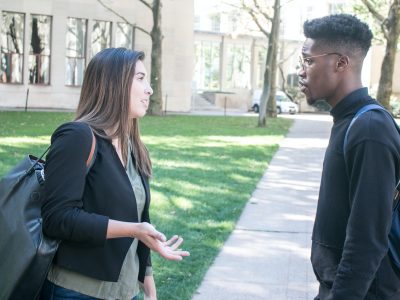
[[299, 81, 307, 92]]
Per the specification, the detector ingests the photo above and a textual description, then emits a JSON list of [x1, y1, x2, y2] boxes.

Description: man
[[299, 14, 400, 299]]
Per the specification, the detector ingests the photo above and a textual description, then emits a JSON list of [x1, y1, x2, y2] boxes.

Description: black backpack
[[0, 125, 97, 300], [344, 104, 400, 271]]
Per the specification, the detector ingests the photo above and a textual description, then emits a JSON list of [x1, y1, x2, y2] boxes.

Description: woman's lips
[[141, 99, 149, 109]]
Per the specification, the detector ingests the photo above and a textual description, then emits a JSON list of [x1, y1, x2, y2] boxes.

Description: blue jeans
[[41, 279, 138, 300]]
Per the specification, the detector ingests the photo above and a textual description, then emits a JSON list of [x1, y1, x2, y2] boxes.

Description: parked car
[[252, 90, 299, 114]]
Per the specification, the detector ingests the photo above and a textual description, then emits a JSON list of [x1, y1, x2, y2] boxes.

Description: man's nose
[[298, 67, 306, 78]]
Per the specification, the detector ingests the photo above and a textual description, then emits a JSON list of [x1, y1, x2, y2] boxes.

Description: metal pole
[[164, 93, 168, 116], [25, 88, 29, 112], [224, 96, 227, 117]]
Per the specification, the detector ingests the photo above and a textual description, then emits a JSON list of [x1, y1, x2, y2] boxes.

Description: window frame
[[0, 10, 25, 85], [65, 17, 87, 87], [115, 22, 134, 49], [91, 19, 112, 57], [28, 13, 52, 85]]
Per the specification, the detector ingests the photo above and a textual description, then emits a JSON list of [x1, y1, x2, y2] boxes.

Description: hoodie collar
[[330, 88, 372, 122]]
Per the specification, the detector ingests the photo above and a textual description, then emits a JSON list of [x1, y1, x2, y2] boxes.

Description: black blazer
[[42, 122, 151, 282]]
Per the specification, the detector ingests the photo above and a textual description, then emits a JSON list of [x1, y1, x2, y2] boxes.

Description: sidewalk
[[192, 114, 333, 300]]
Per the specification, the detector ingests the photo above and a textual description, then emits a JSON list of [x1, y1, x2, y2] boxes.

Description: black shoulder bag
[[0, 125, 97, 300]]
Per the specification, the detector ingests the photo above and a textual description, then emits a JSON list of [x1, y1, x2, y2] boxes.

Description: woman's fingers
[[174, 249, 190, 257], [168, 236, 184, 250], [159, 249, 190, 261], [158, 238, 190, 261], [164, 235, 179, 246]]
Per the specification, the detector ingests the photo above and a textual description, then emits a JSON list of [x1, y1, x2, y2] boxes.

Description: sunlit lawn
[[0, 111, 292, 300]]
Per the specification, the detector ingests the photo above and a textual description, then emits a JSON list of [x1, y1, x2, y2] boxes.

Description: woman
[[41, 48, 189, 300]]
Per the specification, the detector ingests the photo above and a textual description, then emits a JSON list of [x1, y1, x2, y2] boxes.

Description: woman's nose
[[145, 85, 153, 95]]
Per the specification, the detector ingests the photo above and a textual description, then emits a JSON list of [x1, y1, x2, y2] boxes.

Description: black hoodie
[[312, 88, 400, 299]]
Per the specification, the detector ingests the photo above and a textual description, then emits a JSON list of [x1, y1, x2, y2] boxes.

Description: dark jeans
[[40, 279, 138, 300]]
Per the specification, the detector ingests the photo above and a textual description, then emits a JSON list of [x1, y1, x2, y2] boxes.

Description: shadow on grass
[[0, 111, 293, 300]]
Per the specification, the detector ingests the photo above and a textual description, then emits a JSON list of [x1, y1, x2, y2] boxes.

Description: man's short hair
[[303, 14, 373, 56]]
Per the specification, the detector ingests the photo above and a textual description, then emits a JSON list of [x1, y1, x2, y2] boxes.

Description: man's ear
[[336, 55, 349, 72]]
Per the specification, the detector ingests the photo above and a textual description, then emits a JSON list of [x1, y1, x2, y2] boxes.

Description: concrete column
[[219, 35, 225, 90], [250, 38, 256, 91]]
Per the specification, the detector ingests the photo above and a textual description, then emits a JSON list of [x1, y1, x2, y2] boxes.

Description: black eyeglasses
[[299, 52, 342, 70]]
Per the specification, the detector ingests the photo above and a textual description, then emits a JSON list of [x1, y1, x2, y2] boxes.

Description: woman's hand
[[131, 222, 167, 244], [156, 235, 190, 261], [107, 220, 190, 260], [107, 220, 166, 241], [133, 223, 190, 261]]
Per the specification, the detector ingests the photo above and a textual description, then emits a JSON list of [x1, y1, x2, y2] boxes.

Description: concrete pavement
[[192, 114, 333, 300]]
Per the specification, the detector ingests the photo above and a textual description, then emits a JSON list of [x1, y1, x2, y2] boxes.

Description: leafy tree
[[354, 0, 400, 111], [241, 0, 281, 127], [98, 0, 164, 115]]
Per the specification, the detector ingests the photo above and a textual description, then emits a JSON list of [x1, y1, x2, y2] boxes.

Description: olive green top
[[47, 142, 151, 299]]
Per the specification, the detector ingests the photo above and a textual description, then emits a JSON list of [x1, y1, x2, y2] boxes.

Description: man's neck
[[328, 77, 363, 108]]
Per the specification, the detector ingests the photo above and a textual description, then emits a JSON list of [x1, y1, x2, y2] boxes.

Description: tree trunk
[[267, 27, 279, 118], [148, 0, 163, 115], [376, 0, 400, 111], [258, 0, 280, 127]]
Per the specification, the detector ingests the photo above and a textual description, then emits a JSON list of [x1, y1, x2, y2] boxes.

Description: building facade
[[1, 0, 399, 112], [193, 0, 400, 111], [0, 0, 194, 111]]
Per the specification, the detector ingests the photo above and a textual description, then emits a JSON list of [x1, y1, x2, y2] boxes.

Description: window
[[115, 23, 133, 49], [29, 14, 52, 84], [210, 14, 220, 32], [65, 17, 87, 86], [194, 41, 220, 90], [1, 11, 24, 84], [194, 15, 200, 30], [228, 11, 239, 32], [91, 20, 111, 57], [226, 44, 251, 89]]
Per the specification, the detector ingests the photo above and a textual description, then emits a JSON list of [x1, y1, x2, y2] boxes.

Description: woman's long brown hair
[[75, 48, 152, 176]]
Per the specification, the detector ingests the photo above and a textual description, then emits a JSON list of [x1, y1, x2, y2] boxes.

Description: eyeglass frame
[[299, 52, 343, 70]]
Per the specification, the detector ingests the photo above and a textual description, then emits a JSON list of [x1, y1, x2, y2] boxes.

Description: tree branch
[[252, 0, 272, 21], [248, 9, 270, 37], [280, 0, 296, 8], [97, 0, 150, 36], [361, 0, 385, 22], [277, 44, 299, 66], [238, 0, 271, 36], [138, 0, 152, 10]]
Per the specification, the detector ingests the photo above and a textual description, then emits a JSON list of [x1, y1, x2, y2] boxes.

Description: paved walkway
[[192, 114, 333, 300]]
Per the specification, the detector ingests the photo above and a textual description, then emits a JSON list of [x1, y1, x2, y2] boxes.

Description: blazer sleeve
[[42, 122, 109, 246]]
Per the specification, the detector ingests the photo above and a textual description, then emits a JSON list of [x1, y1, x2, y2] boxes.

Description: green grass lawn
[[0, 111, 292, 300]]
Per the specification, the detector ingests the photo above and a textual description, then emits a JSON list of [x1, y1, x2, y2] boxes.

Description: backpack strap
[[86, 128, 97, 171], [28, 124, 97, 175], [343, 104, 387, 154], [343, 104, 400, 207]]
